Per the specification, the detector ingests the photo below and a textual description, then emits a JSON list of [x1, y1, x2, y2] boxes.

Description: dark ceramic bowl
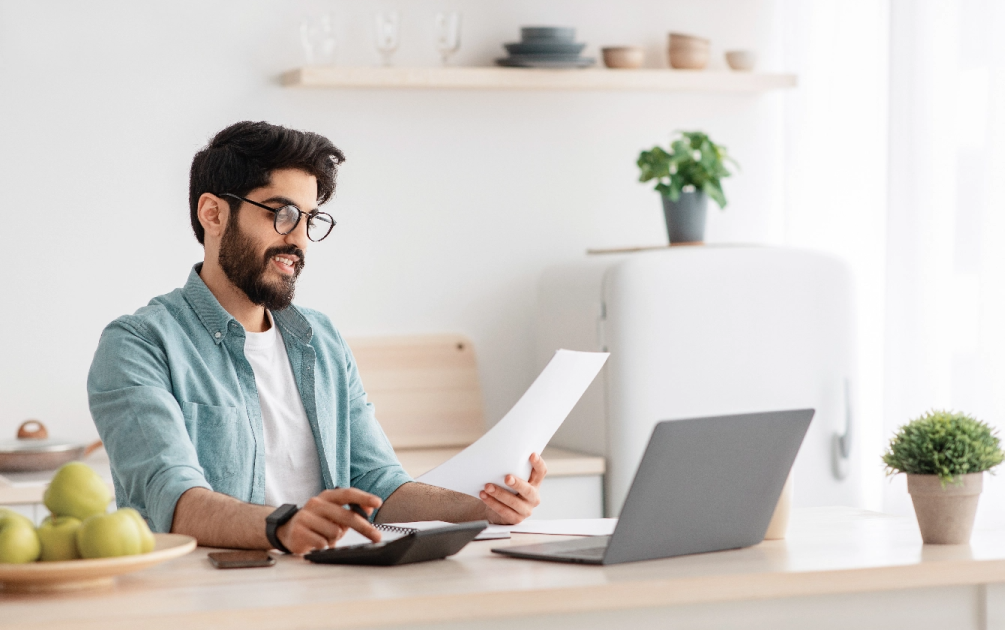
[[504, 41, 586, 56], [520, 26, 576, 42]]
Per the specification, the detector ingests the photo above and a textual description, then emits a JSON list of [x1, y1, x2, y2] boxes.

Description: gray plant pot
[[907, 472, 982, 544], [661, 190, 708, 244]]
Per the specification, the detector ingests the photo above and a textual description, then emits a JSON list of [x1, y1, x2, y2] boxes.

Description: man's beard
[[218, 215, 306, 312]]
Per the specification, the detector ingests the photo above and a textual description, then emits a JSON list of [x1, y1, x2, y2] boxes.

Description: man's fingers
[[501, 476, 541, 508], [477, 456, 547, 526], [318, 487, 383, 510], [335, 508, 382, 542], [479, 490, 524, 524], [302, 496, 382, 542], [275, 488, 385, 554], [528, 453, 548, 486], [483, 483, 533, 518], [296, 509, 348, 543], [285, 526, 331, 555]]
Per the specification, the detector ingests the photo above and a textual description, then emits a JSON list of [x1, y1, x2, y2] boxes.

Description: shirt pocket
[[180, 401, 251, 487]]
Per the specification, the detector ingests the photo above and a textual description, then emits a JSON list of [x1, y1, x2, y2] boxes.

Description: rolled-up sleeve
[[87, 317, 211, 533]]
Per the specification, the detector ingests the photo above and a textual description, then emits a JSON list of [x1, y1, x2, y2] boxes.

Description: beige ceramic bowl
[[668, 32, 710, 49], [668, 32, 710, 70], [602, 46, 645, 69], [669, 46, 709, 70], [725, 50, 757, 71]]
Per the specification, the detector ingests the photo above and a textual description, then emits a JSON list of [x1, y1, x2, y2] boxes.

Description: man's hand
[[275, 488, 383, 554], [374, 455, 549, 524], [479, 453, 548, 525]]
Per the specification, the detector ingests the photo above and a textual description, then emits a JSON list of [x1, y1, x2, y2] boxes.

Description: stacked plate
[[496, 27, 595, 68]]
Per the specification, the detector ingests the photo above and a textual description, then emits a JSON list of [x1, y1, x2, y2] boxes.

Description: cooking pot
[[0, 420, 103, 473]]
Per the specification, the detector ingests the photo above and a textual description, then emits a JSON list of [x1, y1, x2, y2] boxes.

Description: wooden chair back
[[345, 334, 485, 449]]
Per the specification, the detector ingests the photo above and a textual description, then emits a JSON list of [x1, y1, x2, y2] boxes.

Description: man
[[88, 121, 547, 554]]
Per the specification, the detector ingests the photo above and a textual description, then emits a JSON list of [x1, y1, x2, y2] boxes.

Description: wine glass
[[435, 12, 462, 66], [374, 12, 400, 67], [300, 14, 336, 65]]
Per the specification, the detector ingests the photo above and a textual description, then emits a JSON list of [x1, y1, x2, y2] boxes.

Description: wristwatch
[[265, 503, 299, 554]]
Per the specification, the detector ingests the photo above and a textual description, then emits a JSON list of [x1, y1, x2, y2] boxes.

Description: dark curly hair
[[188, 121, 345, 244]]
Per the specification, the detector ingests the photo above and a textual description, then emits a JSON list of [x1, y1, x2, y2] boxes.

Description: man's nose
[[284, 216, 310, 251]]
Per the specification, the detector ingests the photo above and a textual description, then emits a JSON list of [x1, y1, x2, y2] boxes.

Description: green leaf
[[882, 410, 1005, 484], [667, 179, 682, 201], [703, 180, 727, 209], [637, 131, 737, 210]]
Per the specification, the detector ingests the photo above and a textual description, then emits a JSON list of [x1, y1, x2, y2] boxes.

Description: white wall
[[780, 0, 889, 511], [0, 0, 788, 442]]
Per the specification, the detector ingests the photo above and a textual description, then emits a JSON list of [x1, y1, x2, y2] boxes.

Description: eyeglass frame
[[219, 192, 336, 242]]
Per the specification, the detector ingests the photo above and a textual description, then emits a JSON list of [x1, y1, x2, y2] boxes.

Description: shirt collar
[[273, 304, 313, 345], [181, 263, 313, 345]]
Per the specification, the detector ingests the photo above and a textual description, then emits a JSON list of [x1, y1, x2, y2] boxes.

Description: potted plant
[[636, 131, 737, 244], [882, 410, 1004, 544]]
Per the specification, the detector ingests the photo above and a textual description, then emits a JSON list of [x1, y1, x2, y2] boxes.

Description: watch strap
[[265, 503, 299, 554]]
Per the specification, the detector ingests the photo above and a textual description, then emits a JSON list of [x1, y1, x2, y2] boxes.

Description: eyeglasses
[[220, 193, 336, 242]]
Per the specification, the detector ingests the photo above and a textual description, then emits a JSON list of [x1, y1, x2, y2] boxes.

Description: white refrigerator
[[537, 246, 863, 516]]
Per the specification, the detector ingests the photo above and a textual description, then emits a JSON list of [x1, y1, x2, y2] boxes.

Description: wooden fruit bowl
[[0, 533, 196, 592]]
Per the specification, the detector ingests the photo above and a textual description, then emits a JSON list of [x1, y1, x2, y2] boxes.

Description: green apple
[[76, 510, 142, 559], [118, 508, 156, 554], [37, 515, 82, 561], [44, 462, 111, 520], [0, 508, 41, 564]]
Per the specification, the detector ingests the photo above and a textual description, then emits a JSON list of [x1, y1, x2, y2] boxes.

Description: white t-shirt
[[243, 313, 325, 507]]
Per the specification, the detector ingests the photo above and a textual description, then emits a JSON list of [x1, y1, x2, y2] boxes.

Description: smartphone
[[207, 550, 277, 569]]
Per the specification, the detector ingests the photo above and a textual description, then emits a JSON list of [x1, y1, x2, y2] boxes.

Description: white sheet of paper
[[509, 518, 618, 537], [417, 349, 609, 497], [476, 525, 511, 540], [334, 520, 508, 548], [334, 520, 449, 548], [336, 529, 392, 548]]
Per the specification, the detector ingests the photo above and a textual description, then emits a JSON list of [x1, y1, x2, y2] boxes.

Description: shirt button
[[214, 332, 222, 339]]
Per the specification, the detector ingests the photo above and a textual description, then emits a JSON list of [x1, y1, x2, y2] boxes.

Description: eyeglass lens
[[274, 206, 301, 235], [307, 213, 335, 241], [273, 205, 335, 242]]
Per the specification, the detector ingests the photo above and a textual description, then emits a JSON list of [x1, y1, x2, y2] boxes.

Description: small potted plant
[[636, 131, 737, 245], [883, 410, 1004, 544]]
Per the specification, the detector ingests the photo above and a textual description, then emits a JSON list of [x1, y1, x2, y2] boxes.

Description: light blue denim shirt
[[87, 265, 412, 533]]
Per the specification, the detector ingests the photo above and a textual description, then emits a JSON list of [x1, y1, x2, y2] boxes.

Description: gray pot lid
[[0, 421, 84, 454], [0, 437, 83, 454]]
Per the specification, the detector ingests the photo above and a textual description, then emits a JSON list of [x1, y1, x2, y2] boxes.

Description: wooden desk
[[5, 507, 1005, 630]]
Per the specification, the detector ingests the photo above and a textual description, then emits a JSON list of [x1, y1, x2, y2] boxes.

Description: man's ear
[[198, 193, 229, 240]]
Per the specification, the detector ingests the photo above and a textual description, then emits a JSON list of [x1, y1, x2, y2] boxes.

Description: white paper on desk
[[384, 520, 508, 541], [334, 520, 507, 548], [417, 349, 609, 497], [509, 518, 618, 537]]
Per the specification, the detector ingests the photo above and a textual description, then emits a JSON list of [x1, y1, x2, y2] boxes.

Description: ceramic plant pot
[[907, 472, 983, 544], [661, 190, 708, 244]]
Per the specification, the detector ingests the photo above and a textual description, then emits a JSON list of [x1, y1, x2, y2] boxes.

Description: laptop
[[492, 409, 814, 565]]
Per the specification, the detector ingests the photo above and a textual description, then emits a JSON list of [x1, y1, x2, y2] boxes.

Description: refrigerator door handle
[[832, 379, 853, 480]]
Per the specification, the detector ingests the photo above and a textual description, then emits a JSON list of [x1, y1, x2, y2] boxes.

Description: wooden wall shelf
[[282, 66, 797, 92]]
